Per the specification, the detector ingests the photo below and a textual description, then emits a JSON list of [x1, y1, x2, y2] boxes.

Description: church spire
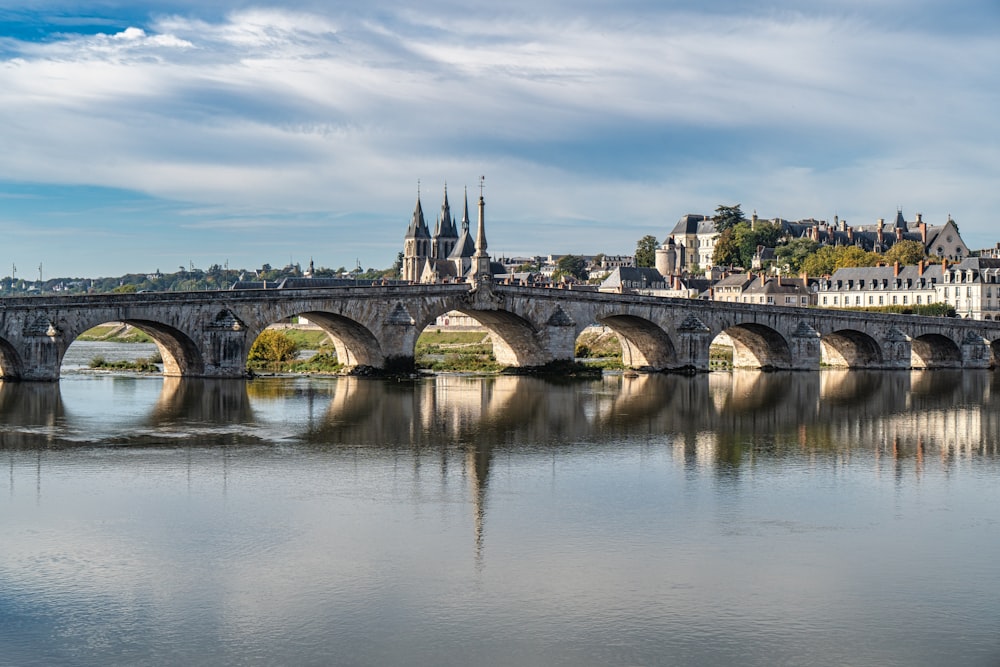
[[473, 176, 491, 280]]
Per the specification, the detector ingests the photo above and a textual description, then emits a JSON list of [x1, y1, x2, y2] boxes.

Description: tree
[[712, 227, 742, 267], [713, 204, 746, 232], [883, 239, 925, 266], [734, 221, 782, 269], [834, 245, 879, 270], [634, 235, 659, 268], [248, 329, 300, 365], [553, 254, 588, 281], [775, 238, 820, 273], [390, 252, 404, 278], [801, 245, 840, 276]]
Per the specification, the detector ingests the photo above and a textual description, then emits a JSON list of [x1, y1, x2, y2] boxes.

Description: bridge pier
[[789, 322, 822, 370], [673, 316, 712, 372], [961, 333, 992, 369], [881, 328, 913, 370]]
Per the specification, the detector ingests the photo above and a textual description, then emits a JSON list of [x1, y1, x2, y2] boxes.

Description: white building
[[816, 258, 1000, 320]]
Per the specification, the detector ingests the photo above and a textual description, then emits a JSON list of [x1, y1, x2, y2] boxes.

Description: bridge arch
[[453, 308, 547, 366], [821, 329, 883, 368], [288, 311, 384, 369], [0, 336, 25, 380], [61, 319, 204, 377], [714, 323, 792, 370], [911, 333, 962, 369], [597, 314, 676, 370], [991, 339, 1000, 368]]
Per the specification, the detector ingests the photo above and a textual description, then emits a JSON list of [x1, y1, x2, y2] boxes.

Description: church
[[402, 181, 498, 283]]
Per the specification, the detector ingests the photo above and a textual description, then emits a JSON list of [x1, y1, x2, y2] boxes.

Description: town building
[[815, 257, 1000, 320], [664, 209, 970, 275], [710, 272, 815, 306], [598, 266, 708, 298], [402, 183, 502, 283]]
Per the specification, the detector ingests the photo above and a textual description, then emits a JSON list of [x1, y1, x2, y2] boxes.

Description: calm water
[[2, 352, 1000, 666]]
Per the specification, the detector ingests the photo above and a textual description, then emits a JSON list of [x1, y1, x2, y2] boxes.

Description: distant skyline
[[1, 1, 998, 278]]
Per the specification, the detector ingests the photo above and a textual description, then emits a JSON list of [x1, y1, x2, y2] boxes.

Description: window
[[822, 296, 828, 305], [879, 296, 884, 305], [892, 295, 898, 305], [833, 296, 838, 305], [869, 296, 874, 305], [967, 286, 972, 297], [945, 287, 950, 297], [903, 296, 908, 305], [855, 296, 861, 305], [917, 296, 923, 304]]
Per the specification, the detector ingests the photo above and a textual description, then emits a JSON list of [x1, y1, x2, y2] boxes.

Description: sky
[[0, 1, 998, 279]]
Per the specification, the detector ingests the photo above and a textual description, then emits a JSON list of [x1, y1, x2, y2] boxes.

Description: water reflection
[[1, 371, 999, 460], [3, 371, 1000, 667]]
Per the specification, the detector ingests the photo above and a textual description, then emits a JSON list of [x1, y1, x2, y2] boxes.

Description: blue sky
[[0, 1, 998, 278]]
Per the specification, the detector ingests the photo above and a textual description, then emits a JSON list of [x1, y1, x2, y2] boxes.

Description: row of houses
[[599, 257, 1000, 320]]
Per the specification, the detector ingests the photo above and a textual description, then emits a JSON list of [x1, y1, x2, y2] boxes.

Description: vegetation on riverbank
[[80, 324, 634, 376], [89, 353, 162, 372]]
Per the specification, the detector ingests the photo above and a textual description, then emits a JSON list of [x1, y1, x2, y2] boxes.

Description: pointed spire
[[405, 184, 429, 239], [461, 186, 470, 232], [473, 175, 491, 280]]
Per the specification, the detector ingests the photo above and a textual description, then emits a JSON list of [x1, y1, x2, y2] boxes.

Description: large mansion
[[667, 209, 969, 273]]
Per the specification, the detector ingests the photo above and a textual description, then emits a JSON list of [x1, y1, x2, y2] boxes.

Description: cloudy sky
[[0, 1, 997, 278]]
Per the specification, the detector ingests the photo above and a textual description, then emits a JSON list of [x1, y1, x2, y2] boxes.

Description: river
[[1, 344, 999, 666]]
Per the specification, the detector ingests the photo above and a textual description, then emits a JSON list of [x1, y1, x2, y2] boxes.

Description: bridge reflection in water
[[3, 370, 1000, 667], [3, 371, 998, 473]]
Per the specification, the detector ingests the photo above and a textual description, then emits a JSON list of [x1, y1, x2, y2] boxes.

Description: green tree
[[390, 252, 404, 278], [883, 239, 925, 266], [553, 254, 588, 281], [248, 329, 301, 365], [835, 245, 879, 269], [634, 235, 659, 268], [775, 237, 820, 273], [712, 227, 742, 267], [712, 204, 746, 232], [734, 221, 782, 269], [801, 245, 840, 276]]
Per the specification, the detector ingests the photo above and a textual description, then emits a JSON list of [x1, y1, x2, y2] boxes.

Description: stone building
[[403, 183, 497, 283], [663, 209, 971, 276], [710, 272, 814, 306], [816, 257, 1000, 320]]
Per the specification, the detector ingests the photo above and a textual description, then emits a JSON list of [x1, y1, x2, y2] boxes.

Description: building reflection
[[4, 370, 1000, 559]]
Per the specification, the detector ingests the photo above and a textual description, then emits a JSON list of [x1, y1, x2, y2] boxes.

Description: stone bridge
[[2, 281, 1000, 380]]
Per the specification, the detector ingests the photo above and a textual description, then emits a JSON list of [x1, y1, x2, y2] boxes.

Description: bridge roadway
[[1, 281, 999, 380]]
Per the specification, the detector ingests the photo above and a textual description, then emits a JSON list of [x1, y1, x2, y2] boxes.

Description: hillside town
[[400, 185, 1000, 321], [6, 185, 1000, 321]]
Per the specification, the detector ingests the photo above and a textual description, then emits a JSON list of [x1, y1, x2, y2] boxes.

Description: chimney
[[894, 261, 900, 277], [942, 258, 948, 274], [895, 227, 903, 241], [919, 221, 927, 244], [847, 226, 854, 243], [918, 260, 925, 276]]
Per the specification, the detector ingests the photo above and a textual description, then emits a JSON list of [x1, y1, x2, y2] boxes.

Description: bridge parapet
[[0, 283, 999, 380]]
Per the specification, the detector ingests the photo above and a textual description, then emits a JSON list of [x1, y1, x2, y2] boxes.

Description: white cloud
[[0, 4, 997, 274]]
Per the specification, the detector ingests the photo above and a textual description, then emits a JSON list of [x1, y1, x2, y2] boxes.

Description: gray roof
[[669, 214, 713, 236]]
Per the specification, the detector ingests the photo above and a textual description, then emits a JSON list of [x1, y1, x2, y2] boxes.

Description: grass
[[78, 324, 153, 343], [88, 353, 162, 372]]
